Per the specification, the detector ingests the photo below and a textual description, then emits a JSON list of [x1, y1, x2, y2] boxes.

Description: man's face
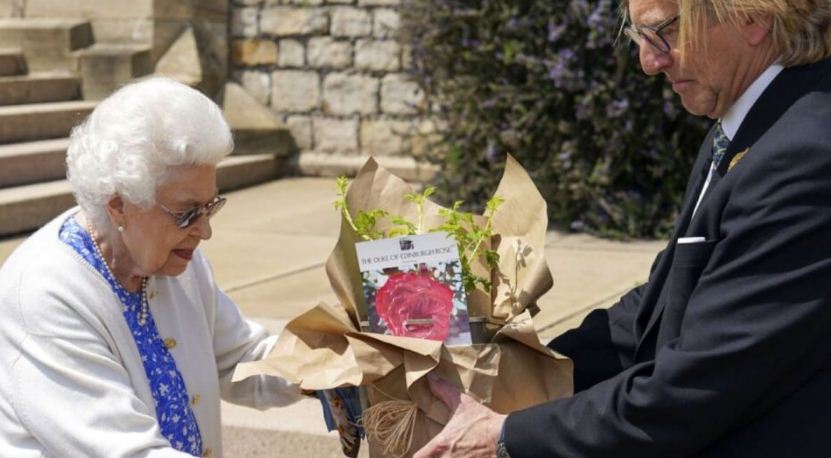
[[628, 0, 751, 119]]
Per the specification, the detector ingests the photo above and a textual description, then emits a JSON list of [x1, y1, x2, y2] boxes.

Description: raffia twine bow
[[361, 388, 420, 458]]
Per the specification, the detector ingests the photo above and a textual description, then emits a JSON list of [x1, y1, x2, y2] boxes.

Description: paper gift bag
[[233, 156, 574, 457]]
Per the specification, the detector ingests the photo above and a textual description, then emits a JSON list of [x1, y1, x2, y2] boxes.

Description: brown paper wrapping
[[233, 156, 573, 457]]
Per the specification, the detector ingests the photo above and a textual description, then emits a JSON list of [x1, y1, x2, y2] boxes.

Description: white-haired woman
[[0, 77, 298, 457]]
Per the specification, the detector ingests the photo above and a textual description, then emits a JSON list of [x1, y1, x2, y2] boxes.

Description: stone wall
[[230, 0, 435, 176], [1, 0, 229, 97]]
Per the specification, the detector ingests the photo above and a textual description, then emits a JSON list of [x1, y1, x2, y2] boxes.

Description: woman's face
[[115, 164, 218, 278]]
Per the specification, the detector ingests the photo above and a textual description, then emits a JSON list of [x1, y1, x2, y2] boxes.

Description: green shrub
[[400, 0, 710, 238]]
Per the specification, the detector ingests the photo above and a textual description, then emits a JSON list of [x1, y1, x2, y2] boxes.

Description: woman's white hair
[[67, 77, 234, 231]]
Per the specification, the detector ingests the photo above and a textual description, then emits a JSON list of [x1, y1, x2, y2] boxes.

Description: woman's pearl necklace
[[86, 222, 149, 326]]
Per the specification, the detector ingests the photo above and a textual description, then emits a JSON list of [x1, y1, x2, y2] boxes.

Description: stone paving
[[0, 177, 665, 457]]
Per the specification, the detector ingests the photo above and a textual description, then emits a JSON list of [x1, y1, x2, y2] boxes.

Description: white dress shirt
[[691, 63, 784, 217]]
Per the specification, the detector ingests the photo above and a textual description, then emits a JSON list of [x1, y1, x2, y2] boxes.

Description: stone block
[[22, 0, 80, 17], [307, 37, 352, 69], [232, 38, 278, 66], [409, 118, 442, 158], [151, 19, 187, 62], [361, 119, 412, 156], [154, 26, 202, 87], [381, 73, 425, 115], [272, 70, 320, 112], [0, 73, 81, 106], [330, 7, 371, 37], [0, 18, 93, 72], [0, 0, 14, 16], [191, 20, 229, 96], [234, 0, 263, 5], [261, 7, 328, 36], [152, 0, 193, 20], [0, 100, 96, 144], [231, 7, 259, 37], [322, 72, 378, 115], [355, 39, 399, 71], [0, 49, 25, 77], [0, 180, 76, 237], [80, 45, 152, 100], [296, 152, 437, 181], [401, 43, 414, 70], [216, 154, 282, 193], [0, 139, 70, 188], [285, 0, 324, 4], [286, 115, 313, 150], [313, 117, 358, 154], [222, 82, 294, 157], [236, 70, 271, 105], [278, 39, 305, 66], [193, 0, 230, 21], [92, 18, 153, 45], [85, 0, 155, 21], [373, 8, 399, 38], [26, 0, 153, 19], [358, 0, 400, 5], [326, 0, 354, 4]]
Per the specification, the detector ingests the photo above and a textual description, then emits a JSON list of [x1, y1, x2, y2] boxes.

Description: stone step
[[294, 152, 439, 182], [0, 48, 26, 76], [78, 44, 152, 100], [0, 138, 70, 188], [222, 82, 295, 158], [217, 153, 284, 191], [0, 153, 283, 237], [0, 18, 93, 72], [0, 100, 96, 144], [0, 179, 75, 236], [0, 72, 80, 105]]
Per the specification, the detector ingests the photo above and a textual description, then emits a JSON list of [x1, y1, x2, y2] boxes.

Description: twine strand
[[361, 400, 419, 458]]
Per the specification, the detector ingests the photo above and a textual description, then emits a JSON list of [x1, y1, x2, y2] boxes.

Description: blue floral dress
[[59, 216, 204, 456]]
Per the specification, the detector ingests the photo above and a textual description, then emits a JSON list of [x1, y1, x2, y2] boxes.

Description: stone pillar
[[153, 0, 228, 97]]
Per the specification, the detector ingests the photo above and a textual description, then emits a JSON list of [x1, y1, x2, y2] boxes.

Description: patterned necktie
[[712, 122, 730, 169]]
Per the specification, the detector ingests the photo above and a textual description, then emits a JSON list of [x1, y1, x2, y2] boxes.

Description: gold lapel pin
[[729, 148, 750, 171]]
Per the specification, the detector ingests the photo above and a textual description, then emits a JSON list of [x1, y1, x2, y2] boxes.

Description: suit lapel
[[633, 57, 831, 361], [633, 131, 714, 343], [716, 58, 831, 176]]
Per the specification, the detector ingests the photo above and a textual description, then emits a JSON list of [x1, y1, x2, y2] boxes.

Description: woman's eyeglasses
[[624, 15, 679, 54], [157, 195, 227, 229]]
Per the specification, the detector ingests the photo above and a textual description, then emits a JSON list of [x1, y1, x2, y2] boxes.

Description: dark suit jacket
[[505, 57, 831, 457]]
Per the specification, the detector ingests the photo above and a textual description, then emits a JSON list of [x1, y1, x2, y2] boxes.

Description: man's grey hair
[[66, 77, 233, 231], [620, 0, 831, 67]]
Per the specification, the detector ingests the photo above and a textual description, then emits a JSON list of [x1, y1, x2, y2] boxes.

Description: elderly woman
[[0, 77, 298, 457]]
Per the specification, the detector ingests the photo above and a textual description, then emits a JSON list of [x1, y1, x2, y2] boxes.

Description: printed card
[[355, 232, 472, 346]]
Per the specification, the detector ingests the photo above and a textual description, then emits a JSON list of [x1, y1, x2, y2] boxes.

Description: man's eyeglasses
[[624, 15, 679, 54], [158, 195, 227, 229]]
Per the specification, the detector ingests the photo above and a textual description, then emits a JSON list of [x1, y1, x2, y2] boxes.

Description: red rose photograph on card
[[356, 232, 472, 346], [376, 271, 454, 341]]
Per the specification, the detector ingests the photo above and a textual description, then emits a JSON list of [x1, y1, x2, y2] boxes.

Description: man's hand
[[414, 375, 507, 458]]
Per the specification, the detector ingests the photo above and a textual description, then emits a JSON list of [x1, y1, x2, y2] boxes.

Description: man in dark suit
[[415, 0, 831, 456]]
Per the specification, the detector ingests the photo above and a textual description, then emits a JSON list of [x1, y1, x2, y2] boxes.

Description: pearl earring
[[117, 226, 125, 233]]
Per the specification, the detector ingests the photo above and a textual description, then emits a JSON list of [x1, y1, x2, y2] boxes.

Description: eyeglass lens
[[177, 196, 226, 228], [626, 15, 678, 53]]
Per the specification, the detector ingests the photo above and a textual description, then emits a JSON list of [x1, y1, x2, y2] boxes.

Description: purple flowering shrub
[[401, 0, 709, 238]]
